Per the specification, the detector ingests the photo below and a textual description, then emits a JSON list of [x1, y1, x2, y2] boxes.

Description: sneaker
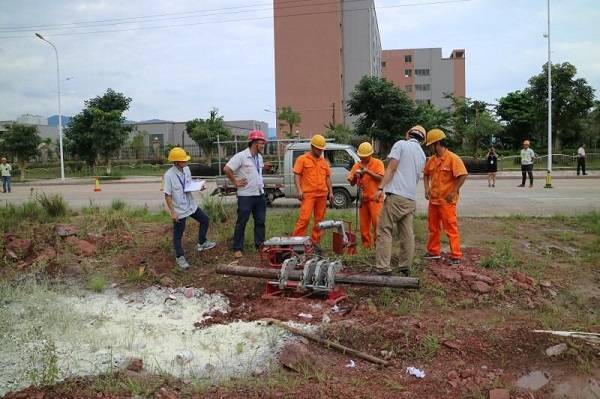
[[197, 240, 217, 252], [517, 184, 525, 187], [374, 269, 393, 276], [233, 250, 243, 259], [176, 256, 190, 270], [424, 253, 441, 260], [529, 184, 533, 188], [449, 258, 461, 266]]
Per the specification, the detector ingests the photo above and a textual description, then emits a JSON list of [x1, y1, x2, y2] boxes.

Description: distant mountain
[[47, 115, 72, 127]]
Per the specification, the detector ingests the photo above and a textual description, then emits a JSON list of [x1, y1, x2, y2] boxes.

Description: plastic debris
[[345, 360, 356, 368], [175, 350, 194, 365], [298, 313, 313, 319], [406, 366, 426, 378]]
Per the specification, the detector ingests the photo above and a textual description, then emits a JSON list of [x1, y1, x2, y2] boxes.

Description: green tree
[[324, 122, 353, 144], [130, 130, 146, 161], [186, 108, 232, 166], [496, 90, 538, 149], [277, 106, 302, 138], [528, 62, 595, 150], [65, 88, 132, 173], [347, 76, 417, 152], [0, 123, 41, 180], [414, 103, 452, 132], [581, 101, 600, 149]]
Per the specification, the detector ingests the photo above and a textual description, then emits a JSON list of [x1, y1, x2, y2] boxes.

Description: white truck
[[213, 142, 360, 208]]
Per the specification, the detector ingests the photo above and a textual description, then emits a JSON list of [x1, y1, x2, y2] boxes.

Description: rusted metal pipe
[[215, 264, 419, 289]]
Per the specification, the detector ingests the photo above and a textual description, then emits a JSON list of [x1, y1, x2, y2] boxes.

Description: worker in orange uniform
[[292, 134, 334, 243], [347, 142, 385, 248], [423, 129, 468, 266]]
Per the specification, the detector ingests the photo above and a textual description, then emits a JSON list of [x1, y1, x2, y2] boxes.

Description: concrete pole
[[545, 0, 553, 188]]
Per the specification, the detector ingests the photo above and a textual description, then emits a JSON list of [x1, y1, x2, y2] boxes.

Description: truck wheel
[[332, 188, 351, 208]]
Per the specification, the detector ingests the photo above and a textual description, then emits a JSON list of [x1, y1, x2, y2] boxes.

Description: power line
[[0, 0, 470, 39]]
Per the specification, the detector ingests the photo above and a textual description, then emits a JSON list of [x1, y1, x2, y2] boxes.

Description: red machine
[[260, 234, 347, 304]]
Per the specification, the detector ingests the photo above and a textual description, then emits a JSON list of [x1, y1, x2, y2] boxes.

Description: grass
[[480, 240, 519, 270], [87, 274, 107, 292]]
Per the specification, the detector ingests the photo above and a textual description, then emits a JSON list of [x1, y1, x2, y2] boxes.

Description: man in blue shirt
[[163, 147, 216, 269]]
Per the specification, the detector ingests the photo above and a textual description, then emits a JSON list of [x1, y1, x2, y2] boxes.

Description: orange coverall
[[347, 158, 385, 248], [292, 152, 331, 243], [423, 150, 468, 259]]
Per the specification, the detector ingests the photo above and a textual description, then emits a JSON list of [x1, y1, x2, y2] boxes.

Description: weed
[[110, 198, 127, 211], [36, 192, 68, 218], [381, 375, 405, 391], [394, 292, 423, 316], [87, 274, 107, 292], [202, 196, 234, 224], [25, 329, 60, 387], [480, 240, 518, 269], [416, 334, 440, 360]]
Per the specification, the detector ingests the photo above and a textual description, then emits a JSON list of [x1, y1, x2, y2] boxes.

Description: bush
[[110, 199, 126, 211], [36, 193, 68, 218], [201, 196, 233, 223], [87, 274, 107, 292]]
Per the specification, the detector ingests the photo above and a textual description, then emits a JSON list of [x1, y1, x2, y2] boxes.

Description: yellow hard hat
[[310, 134, 326, 150], [357, 142, 373, 157], [425, 129, 447, 147], [167, 147, 191, 162]]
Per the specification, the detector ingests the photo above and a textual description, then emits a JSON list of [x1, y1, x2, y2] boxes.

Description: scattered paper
[[298, 313, 313, 319], [345, 360, 356, 368], [406, 366, 426, 378]]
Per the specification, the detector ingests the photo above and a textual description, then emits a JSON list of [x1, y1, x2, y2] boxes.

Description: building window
[[415, 99, 431, 105], [404, 69, 412, 77], [405, 85, 412, 92], [415, 84, 430, 91], [405, 55, 412, 63], [381, 61, 386, 67], [415, 69, 430, 76]]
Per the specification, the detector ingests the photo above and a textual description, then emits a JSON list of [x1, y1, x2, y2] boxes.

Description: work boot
[[517, 184, 525, 187], [424, 253, 441, 260], [197, 240, 217, 252], [176, 256, 190, 270]]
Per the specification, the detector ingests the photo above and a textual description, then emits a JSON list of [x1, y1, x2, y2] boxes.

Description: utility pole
[[544, 0, 553, 188]]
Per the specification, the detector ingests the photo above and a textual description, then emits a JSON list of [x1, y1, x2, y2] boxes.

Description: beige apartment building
[[274, 0, 381, 138], [382, 48, 465, 109]]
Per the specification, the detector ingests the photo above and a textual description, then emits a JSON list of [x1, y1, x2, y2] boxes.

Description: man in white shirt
[[224, 130, 267, 259], [0, 157, 12, 193], [373, 125, 427, 275], [577, 144, 587, 176], [518, 140, 536, 188], [164, 147, 216, 270]]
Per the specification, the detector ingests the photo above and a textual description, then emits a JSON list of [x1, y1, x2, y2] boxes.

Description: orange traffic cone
[[94, 176, 102, 192]]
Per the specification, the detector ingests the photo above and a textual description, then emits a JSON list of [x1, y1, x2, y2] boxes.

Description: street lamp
[[35, 33, 65, 181], [544, 0, 553, 188]]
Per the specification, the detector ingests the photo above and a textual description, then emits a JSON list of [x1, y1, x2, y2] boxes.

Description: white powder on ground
[[0, 284, 295, 396]]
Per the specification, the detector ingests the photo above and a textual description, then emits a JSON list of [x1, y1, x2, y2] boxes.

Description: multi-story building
[[382, 48, 465, 109], [274, 0, 381, 138]]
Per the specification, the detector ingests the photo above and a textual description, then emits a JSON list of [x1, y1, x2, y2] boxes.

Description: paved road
[[3, 175, 599, 216]]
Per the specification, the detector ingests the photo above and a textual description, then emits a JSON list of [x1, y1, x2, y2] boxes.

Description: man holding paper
[[164, 147, 216, 270], [224, 130, 267, 259]]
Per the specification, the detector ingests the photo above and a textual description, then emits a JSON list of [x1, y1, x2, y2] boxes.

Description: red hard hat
[[248, 130, 266, 142]]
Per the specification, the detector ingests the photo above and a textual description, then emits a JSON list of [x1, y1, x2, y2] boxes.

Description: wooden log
[[263, 318, 390, 366], [215, 264, 419, 289]]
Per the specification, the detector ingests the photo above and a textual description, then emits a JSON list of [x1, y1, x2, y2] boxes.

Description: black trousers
[[577, 157, 586, 175], [521, 164, 533, 186]]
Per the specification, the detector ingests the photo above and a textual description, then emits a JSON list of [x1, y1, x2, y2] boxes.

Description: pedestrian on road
[[423, 129, 468, 266], [292, 134, 333, 243], [1, 157, 12, 193], [373, 126, 426, 275], [223, 130, 267, 259], [347, 142, 385, 249], [163, 147, 216, 270], [486, 147, 498, 187], [577, 143, 587, 176], [518, 140, 536, 187]]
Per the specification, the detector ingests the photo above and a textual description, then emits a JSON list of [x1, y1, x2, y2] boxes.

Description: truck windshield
[[326, 150, 354, 170]]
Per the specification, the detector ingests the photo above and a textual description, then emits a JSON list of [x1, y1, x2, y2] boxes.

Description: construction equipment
[[316, 220, 356, 255]]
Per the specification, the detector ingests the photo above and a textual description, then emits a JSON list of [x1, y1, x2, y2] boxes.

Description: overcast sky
[[0, 0, 598, 127]]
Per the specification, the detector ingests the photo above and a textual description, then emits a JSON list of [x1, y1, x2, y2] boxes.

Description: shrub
[[110, 199, 127, 211], [87, 274, 107, 292], [36, 193, 68, 218]]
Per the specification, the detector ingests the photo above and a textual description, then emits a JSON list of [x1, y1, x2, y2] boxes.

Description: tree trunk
[[19, 160, 26, 181]]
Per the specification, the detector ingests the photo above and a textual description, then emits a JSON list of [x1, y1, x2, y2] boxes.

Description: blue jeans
[[232, 195, 266, 251], [172, 207, 209, 258], [2, 176, 10, 193]]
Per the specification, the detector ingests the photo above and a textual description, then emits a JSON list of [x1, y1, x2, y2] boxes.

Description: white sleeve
[[388, 142, 402, 160], [163, 173, 173, 195], [225, 152, 243, 171]]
